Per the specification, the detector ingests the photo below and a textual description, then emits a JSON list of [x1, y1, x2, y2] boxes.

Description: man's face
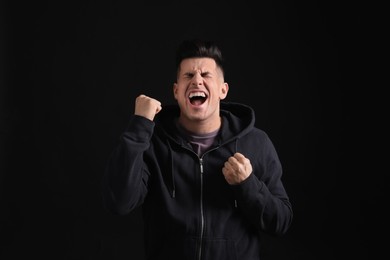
[[173, 58, 229, 126]]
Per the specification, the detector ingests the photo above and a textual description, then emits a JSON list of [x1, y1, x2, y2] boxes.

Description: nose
[[191, 73, 203, 86]]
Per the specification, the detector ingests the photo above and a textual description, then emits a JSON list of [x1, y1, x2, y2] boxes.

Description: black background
[[1, 0, 382, 259]]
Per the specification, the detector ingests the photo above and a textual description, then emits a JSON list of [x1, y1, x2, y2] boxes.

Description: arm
[[223, 134, 293, 235], [102, 95, 162, 215]]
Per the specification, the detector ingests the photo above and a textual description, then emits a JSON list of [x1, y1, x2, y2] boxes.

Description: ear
[[173, 83, 178, 100], [219, 82, 229, 100]]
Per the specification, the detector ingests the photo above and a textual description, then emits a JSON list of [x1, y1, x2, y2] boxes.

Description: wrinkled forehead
[[178, 57, 221, 74]]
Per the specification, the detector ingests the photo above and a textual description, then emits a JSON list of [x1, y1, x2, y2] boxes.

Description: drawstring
[[166, 140, 176, 198]]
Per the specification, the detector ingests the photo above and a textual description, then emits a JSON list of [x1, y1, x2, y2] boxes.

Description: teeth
[[189, 92, 206, 98]]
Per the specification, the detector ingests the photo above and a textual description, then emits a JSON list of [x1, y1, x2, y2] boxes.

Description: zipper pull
[[199, 158, 204, 174]]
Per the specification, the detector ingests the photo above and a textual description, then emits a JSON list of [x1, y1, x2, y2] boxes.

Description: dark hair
[[175, 39, 224, 76]]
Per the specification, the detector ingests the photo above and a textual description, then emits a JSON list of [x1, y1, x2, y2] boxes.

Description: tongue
[[192, 99, 203, 106]]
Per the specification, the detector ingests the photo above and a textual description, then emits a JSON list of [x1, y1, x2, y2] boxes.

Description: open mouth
[[189, 92, 207, 106]]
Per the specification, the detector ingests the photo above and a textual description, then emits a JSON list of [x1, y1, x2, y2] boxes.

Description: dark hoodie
[[103, 102, 293, 260]]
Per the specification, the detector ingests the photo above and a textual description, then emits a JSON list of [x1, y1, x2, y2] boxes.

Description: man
[[103, 39, 293, 259]]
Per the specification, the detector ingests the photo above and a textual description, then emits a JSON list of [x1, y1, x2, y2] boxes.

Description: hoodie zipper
[[198, 157, 204, 260], [197, 145, 221, 260], [178, 144, 221, 260]]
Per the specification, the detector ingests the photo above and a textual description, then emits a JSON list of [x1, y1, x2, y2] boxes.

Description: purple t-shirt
[[176, 122, 219, 157]]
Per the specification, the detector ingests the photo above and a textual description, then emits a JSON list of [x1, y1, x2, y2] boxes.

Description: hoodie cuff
[[124, 115, 155, 142], [232, 173, 266, 201]]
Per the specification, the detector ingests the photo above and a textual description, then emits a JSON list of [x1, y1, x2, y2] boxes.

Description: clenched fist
[[222, 153, 252, 185], [134, 94, 162, 121]]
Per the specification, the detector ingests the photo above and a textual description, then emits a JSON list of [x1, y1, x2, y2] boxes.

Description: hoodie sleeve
[[232, 131, 293, 235], [102, 115, 155, 215]]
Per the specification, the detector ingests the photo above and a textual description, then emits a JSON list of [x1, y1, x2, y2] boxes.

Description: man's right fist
[[134, 94, 162, 121]]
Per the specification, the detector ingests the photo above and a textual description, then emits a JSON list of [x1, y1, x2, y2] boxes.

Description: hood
[[154, 101, 255, 145], [219, 101, 255, 141]]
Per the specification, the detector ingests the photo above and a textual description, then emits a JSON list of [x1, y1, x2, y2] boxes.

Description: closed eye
[[183, 72, 212, 79], [201, 72, 212, 78], [184, 72, 194, 78]]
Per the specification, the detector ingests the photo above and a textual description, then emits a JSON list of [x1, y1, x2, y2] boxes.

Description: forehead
[[179, 58, 218, 72]]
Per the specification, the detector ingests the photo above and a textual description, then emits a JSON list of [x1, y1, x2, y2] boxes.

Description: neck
[[178, 116, 221, 135]]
